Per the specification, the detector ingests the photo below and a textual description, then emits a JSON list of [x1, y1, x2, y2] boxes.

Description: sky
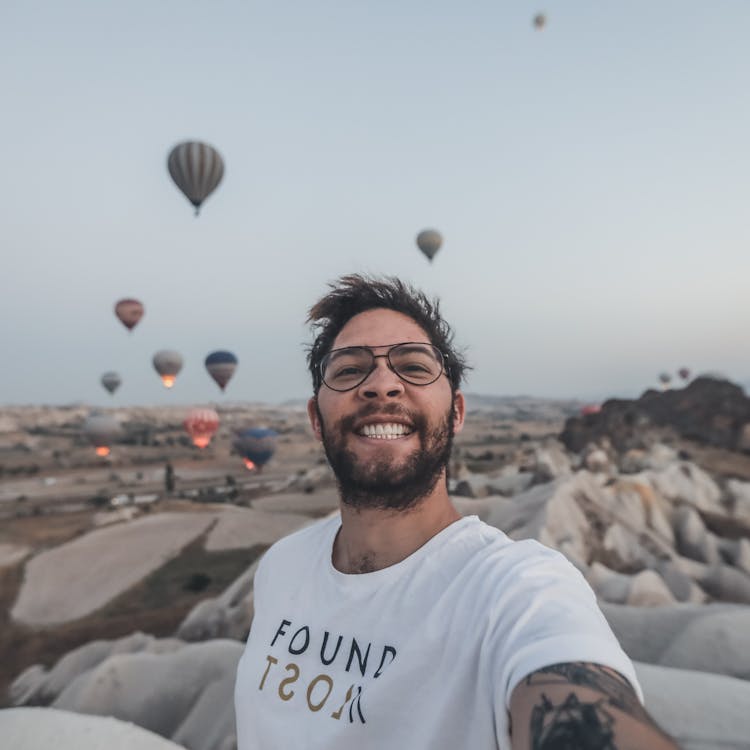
[[2, 1, 749, 407]]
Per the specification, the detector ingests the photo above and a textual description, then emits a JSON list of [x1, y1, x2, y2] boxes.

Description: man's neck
[[332, 486, 461, 574]]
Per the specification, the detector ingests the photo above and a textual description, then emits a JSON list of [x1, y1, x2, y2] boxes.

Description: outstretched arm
[[509, 662, 680, 749]]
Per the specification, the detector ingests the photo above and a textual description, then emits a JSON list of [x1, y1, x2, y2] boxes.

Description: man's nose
[[357, 357, 404, 399]]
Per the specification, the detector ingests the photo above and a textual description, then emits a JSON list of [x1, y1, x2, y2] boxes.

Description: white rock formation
[[602, 603, 750, 680], [177, 561, 259, 642], [635, 662, 750, 750], [52, 639, 242, 750], [0, 707, 188, 750], [11, 632, 184, 706], [11, 512, 217, 626], [204, 506, 311, 551]]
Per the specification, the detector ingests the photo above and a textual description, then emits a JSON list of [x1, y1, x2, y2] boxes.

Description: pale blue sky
[[2, 1, 749, 406]]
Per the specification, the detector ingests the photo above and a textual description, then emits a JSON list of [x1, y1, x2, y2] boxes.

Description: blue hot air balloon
[[234, 427, 278, 471], [205, 350, 238, 391]]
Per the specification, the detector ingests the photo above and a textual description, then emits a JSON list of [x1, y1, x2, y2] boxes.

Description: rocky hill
[[560, 376, 750, 455]]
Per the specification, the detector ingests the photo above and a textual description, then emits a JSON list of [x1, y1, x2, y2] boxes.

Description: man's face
[[307, 308, 465, 511]]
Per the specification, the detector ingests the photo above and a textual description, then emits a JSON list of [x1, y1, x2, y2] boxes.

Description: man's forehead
[[332, 308, 430, 349]]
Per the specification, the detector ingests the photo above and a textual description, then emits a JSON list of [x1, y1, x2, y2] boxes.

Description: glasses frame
[[318, 341, 446, 392]]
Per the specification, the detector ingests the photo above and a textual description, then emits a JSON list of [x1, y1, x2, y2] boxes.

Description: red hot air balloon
[[114, 298, 144, 332], [184, 408, 220, 449], [580, 404, 601, 416], [678, 367, 691, 382]]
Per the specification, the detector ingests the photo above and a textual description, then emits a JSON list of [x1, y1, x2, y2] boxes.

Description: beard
[[317, 399, 455, 512]]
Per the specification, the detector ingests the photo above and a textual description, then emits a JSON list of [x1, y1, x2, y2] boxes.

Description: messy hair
[[306, 274, 469, 392]]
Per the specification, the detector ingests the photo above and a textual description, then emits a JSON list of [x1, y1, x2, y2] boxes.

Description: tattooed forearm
[[530, 692, 618, 750], [525, 662, 650, 723]]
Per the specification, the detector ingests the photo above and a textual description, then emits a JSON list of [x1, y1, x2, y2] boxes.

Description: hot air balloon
[[101, 372, 121, 395], [153, 350, 184, 388], [416, 230, 443, 263], [678, 367, 691, 382], [658, 372, 672, 389], [533, 13, 546, 30], [167, 141, 225, 216], [234, 427, 278, 471], [114, 298, 144, 331], [205, 351, 238, 391], [184, 408, 220, 449], [580, 404, 601, 417], [83, 412, 120, 457]]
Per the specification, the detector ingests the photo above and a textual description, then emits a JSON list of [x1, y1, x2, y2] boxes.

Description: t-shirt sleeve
[[487, 542, 643, 713]]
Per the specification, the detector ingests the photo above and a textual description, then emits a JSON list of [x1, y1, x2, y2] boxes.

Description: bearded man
[[235, 274, 678, 750]]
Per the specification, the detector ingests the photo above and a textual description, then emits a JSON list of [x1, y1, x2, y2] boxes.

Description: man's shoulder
[[459, 516, 574, 569]]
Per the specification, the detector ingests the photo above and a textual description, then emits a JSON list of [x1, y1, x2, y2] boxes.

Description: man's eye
[[334, 365, 365, 377], [402, 362, 430, 372]]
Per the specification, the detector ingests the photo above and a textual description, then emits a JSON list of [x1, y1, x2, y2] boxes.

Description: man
[[235, 274, 679, 749]]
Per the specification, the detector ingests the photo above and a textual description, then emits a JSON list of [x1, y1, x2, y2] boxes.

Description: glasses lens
[[321, 347, 374, 390], [389, 344, 443, 385]]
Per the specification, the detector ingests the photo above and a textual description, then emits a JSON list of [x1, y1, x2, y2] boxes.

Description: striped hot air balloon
[[114, 298, 144, 331], [205, 350, 238, 391], [233, 427, 278, 471], [167, 141, 224, 215], [184, 408, 220, 449]]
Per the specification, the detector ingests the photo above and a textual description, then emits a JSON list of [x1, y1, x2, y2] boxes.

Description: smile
[[357, 422, 413, 439]]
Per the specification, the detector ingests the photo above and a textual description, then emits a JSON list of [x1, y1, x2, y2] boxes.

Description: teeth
[[360, 422, 411, 439]]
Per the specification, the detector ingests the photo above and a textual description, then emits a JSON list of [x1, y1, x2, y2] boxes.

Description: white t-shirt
[[235, 514, 641, 750]]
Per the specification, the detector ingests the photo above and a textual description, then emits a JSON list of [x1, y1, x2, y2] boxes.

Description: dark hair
[[306, 274, 469, 392]]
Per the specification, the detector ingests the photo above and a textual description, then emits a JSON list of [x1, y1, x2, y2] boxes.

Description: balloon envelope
[[533, 13, 546, 29], [184, 408, 220, 449], [168, 141, 224, 215], [233, 427, 278, 469], [153, 350, 184, 388], [114, 299, 144, 331], [83, 412, 120, 456], [580, 404, 601, 416], [658, 372, 672, 386], [416, 229, 443, 262], [678, 367, 691, 381], [101, 372, 121, 395], [205, 350, 238, 391]]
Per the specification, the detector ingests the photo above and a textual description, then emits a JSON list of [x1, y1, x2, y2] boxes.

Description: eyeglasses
[[319, 342, 446, 392]]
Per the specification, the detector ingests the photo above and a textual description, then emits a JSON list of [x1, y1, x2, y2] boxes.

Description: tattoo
[[530, 692, 617, 750], [525, 663, 651, 724]]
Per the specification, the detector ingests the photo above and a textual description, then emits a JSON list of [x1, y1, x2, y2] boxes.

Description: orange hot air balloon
[[114, 298, 144, 331], [184, 408, 220, 449]]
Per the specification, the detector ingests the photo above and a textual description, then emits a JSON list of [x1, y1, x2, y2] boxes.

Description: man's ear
[[307, 397, 323, 441], [452, 391, 466, 435]]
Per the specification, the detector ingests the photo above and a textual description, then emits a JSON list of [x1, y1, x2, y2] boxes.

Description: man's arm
[[509, 662, 680, 749]]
